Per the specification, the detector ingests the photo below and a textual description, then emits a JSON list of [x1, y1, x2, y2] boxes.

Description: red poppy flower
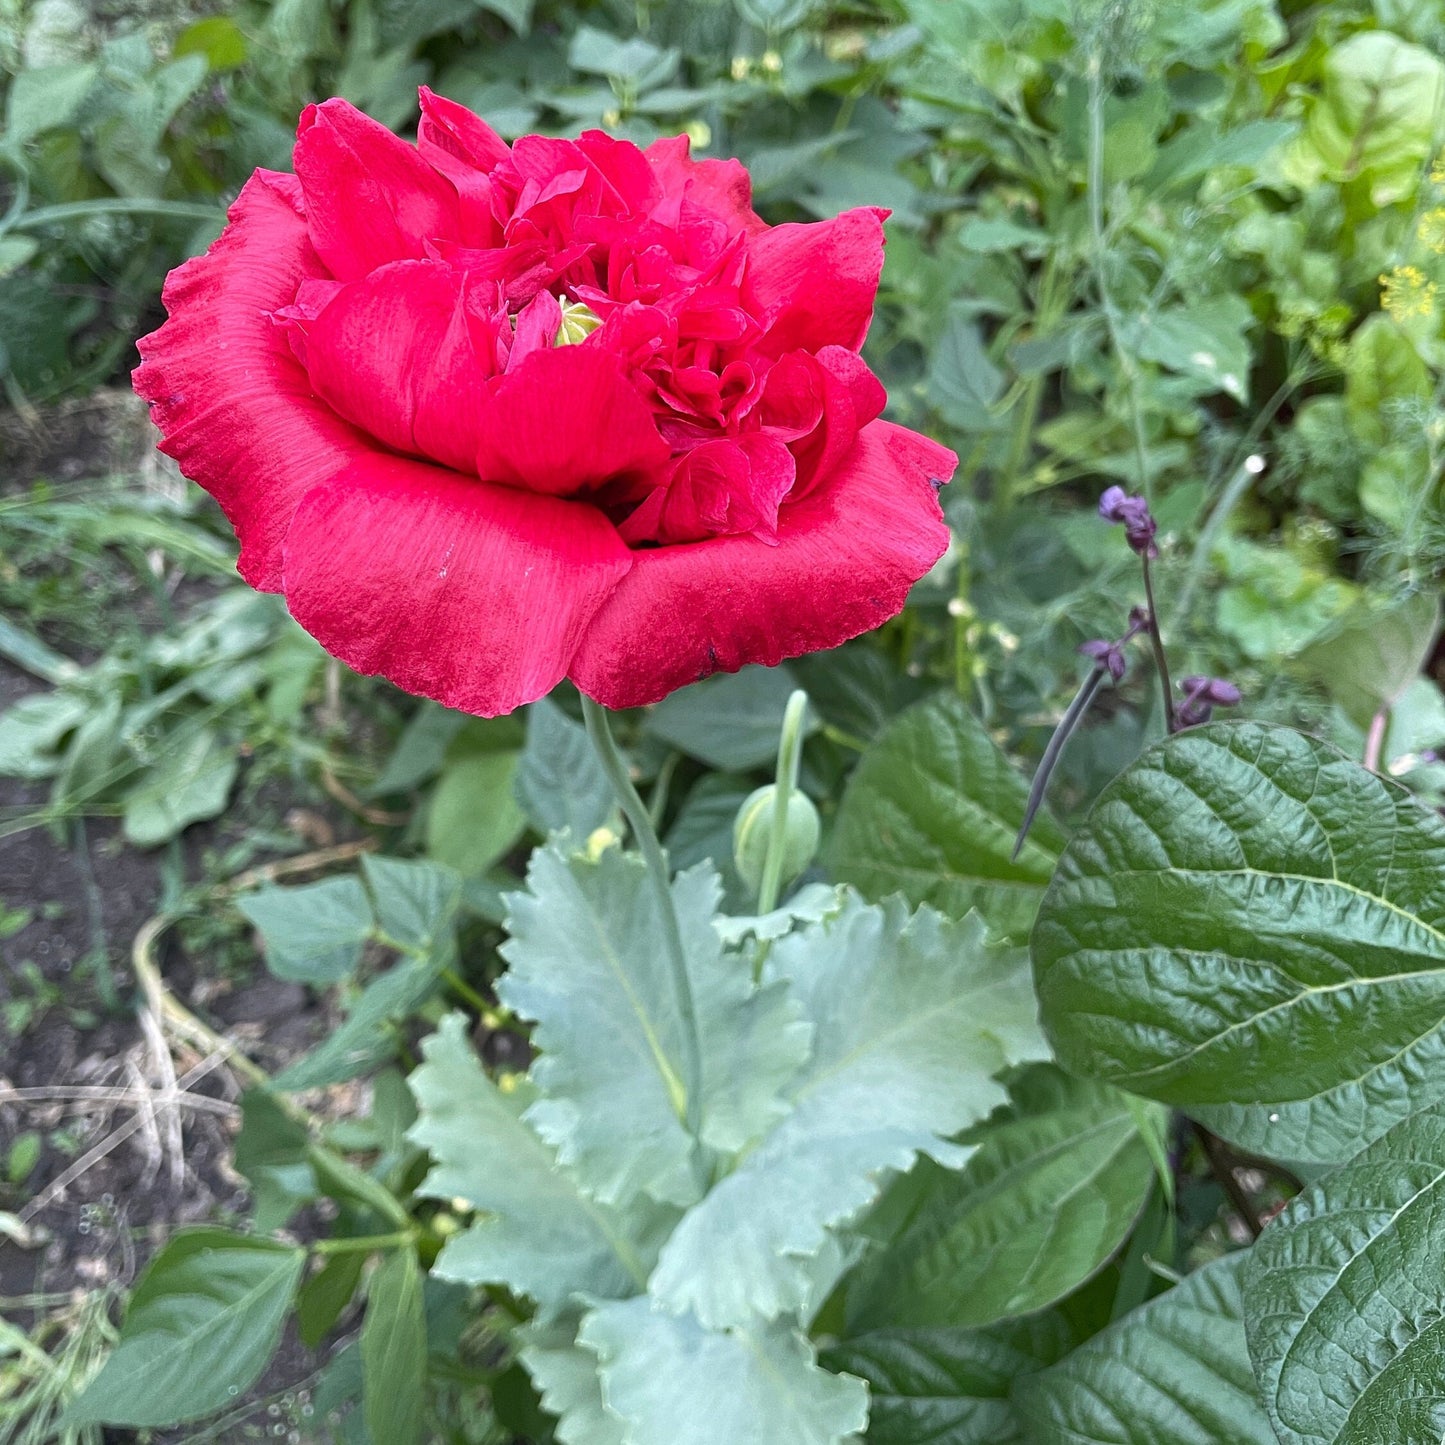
[[134, 91, 955, 715]]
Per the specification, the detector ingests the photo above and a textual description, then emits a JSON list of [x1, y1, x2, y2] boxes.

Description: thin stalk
[[10, 197, 224, 230], [1141, 555, 1177, 733], [1168, 371, 1306, 635], [1363, 705, 1389, 773], [1086, 55, 1153, 501], [1013, 667, 1105, 861], [311, 1229, 417, 1256], [581, 696, 704, 1140], [756, 691, 809, 917]]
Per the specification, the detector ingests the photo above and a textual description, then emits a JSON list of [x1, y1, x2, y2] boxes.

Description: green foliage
[[14, 0, 1445, 1436], [362, 1248, 429, 1445], [1034, 721, 1445, 1164], [409, 845, 1045, 1441], [1014, 1253, 1275, 1444], [846, 1070, 1166, 1331], [67, 1229, 305, 1427], [1243, 1100, 1445, 1445], [829, 691, 1066, 939], [825, 1316, 1074, 1445], [0, 587, 318, 844]]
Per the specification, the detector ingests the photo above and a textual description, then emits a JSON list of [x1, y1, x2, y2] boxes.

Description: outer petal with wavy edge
[[569, 421, 955, 708], [282, 454, 633, 718], [132, 170, 371, 592]]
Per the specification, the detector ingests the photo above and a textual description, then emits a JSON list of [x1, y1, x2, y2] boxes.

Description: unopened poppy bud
[[733, 784, 820, 897], [1098, 485, 1159, 558], [1079, 638, 1128, 681]]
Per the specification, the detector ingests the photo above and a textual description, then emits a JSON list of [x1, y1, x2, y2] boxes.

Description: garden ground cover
[[1, 0, 1444, 1441]]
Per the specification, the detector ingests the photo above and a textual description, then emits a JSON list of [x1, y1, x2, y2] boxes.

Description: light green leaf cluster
[[408, 841, 1048, 1444], [238, 854, 464, 1092]]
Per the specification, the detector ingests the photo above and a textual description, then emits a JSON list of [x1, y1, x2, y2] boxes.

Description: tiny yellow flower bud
[[586, 825, 619, 859]]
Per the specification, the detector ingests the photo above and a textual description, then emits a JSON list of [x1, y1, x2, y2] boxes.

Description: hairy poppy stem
[[581, 696, 705, 1142], [757, 691, 810, 918]]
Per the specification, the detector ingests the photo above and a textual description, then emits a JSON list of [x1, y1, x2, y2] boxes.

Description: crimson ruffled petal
[[570, 421, 956, 708], [282, 455, 632, 717], [132, 170, 370, 591], [299, 259, 505, 473], [746, 207, 887, 356], [644, 135, 763, 235], [473, 344, 671, 496], [417, 87, 509, 244], [294, 98, 461, 281]]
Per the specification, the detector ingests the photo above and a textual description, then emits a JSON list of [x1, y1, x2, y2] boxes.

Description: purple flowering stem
[[1141, 555, 1177, 734], [1013, 666, 1106, 862]]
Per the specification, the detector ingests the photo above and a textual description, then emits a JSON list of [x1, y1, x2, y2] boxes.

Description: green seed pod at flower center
[[555, 298, 604, 346], [732, 783, 821, 898]]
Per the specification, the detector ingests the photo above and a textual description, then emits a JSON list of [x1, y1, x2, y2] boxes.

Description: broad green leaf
[[847, 1072, 1164, 1331], [360, 854, 462, 955], [1032, 722, 1445, 1163], [1014, 1253, 1272, 1444], [67, 1228, 304, 1427], [1132, 295, 1254, 401], [121, 725, 238, 846], [236, 877, 373, 985], [371, 702, 467, 795], [823, 1317, 1073, 1445], [829, 692, 1064, 938], [646, 666, 810, 771], [1297, 590, 1440, 729], [408, 1015, 656, 1308], [297, 1252, 366, 1349], [427, 751, 527, 875], [173, 15, 248, 69], [928, 305, 1006, 430], [1286, 30, 1445, 204], [0, 691, 87, 779], [232, 1089, 317, 1232], [274, 954, 447, 1091], [649, 895, 1047, 1329], [522, 1325, 626, 1445], [1243, 1100, 1445, 1445], [515, 696, 615, 840], [362, 1249, 427, 1445], [579, 1298, 868, 1445], [498, 847, 810, 1207], [4, 62, 96, 144]]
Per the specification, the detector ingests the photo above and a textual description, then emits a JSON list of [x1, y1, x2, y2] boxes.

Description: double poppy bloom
[[135, 90, 955, 715]]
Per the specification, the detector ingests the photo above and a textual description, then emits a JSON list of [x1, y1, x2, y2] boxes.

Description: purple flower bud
[[1178, 675, 1242, 726], [1098, 487, 1158, 558], [1079, 639, 1128, 682]]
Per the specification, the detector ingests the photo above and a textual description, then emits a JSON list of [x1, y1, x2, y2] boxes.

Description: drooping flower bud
[[1098, 485, 1159, 558], [1079, 638, 1128, 681], [733, 784, 821, 898], [1177, 675, 1242, 726]]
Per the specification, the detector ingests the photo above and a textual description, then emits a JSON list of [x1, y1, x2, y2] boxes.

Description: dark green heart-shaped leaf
[[1032, 722, 1445, 1163], [1244, 1099, 1445, 1445], [830, 692, 1065, 939], [1013, 1253, 1273, 1443]]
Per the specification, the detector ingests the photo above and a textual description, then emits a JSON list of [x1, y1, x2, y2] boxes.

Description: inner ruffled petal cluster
[[269, 91, 889, 548]]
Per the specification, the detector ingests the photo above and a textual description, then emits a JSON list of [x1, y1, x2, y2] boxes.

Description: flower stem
[[757, 691, 810, 918], [1141, 555, 1177, 734], [581, 696, 704, 1140]]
